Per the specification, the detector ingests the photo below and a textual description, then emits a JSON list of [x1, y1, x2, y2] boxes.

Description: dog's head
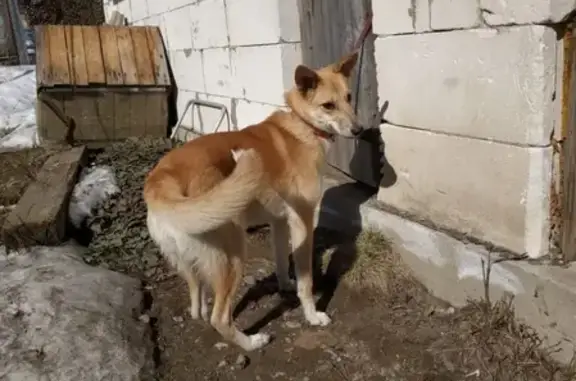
[[291, 52, 361, 139]]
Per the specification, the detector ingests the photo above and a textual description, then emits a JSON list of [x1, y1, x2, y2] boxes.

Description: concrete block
[[232, 43, 300, 105], [375, 26, 556, 146], [278, 0, 301, 42], [163, 6, 194, 51], [203, 48, 241, 98], [372, 0, 430, 35], [372, 0, 414, 35], [130, 0, 149, 22], [227, 0, 282, 46], [317, 177, 576, 363], [190, 0, 228, 49], [170, 49, 205, 92], [110, 0, 132, 22], [377, 124, 551, 258], [431, 0, 479, 30], [480, 0, 576, 25], [235, 99, 279, 128], [2, 147, 87, 250], [148, 0, 192, 15]]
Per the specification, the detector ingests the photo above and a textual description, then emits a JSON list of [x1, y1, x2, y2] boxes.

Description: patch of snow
[[68, 165, 120, 229], [0, 65, 38, 151]]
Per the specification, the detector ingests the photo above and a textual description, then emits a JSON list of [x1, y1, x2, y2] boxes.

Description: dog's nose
[[351, 125, 363, 136]]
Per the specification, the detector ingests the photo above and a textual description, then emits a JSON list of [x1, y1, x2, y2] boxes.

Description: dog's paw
[[189, 304, 210, 321], [305, 311, 331, 327], [189, 306, 201, 320], [245, 333, 271, 351]]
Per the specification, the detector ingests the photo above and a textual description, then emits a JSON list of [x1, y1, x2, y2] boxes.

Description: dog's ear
[[295, 65, 320, 93], [334, 51, 359, 78]]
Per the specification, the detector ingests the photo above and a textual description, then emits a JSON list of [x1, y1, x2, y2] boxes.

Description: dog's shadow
[[233, 180, 378, 335]]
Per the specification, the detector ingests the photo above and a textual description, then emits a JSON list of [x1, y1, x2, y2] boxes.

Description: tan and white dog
[[143, 52, 361, 351]]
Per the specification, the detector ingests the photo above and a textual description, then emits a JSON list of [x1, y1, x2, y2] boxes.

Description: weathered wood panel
[[131, 27, 156, 85], [35, 25, 170, 88], [0, 1, 18, 64], [115, 27, 139, 85], [48, 25, 71, 85], [35, 25, 51, 87], [69, 25, 89, 86], [146, 27, 171, 86], [298, 0, 381, 187], [99, 26, 124, 85], [561, 26, 576, 261], [82, 26, 106, 85]]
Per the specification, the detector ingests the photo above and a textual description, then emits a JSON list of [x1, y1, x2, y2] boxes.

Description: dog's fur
[[143, 52, 361, 351]]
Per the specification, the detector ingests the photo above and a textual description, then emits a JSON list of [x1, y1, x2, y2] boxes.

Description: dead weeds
[[0, 147, 49, 206]]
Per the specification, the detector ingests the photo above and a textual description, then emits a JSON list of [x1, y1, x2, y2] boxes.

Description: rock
[[217, 360, 228, 368], [214, 342, 229, 350], [284, 321, 302, 329], [0, 244, 154, 381], [172, 316, 184, 323], [234, 354, 249, 369]]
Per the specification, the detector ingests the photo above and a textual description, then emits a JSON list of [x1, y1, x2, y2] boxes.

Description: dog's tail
[[147, 148, 263, 234]]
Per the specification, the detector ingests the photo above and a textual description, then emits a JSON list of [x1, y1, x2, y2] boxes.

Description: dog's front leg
[[287, 204, 331, 327]]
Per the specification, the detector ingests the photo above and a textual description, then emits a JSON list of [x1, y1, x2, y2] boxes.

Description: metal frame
[[170, 99, 233, 140]]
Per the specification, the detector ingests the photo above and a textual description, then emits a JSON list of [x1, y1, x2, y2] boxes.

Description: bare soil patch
[[83, 138, 575, 381], [0, 147, 49, 235]]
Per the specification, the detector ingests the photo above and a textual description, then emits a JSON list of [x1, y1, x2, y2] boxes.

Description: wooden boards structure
[[35, 25, 171, 145]]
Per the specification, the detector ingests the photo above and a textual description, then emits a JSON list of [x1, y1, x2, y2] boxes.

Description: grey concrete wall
[[373, 0, 576, 258]]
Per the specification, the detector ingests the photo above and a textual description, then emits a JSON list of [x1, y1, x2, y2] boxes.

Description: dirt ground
[[76, 139, 576, 381], [0, 147, 49, 234]]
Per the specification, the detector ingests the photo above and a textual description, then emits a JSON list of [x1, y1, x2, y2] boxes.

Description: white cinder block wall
[[374, 0, 575, 258], [103, 0, 301, 134]]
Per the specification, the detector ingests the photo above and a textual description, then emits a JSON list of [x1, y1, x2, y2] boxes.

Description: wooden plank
[[99, 26, 124, 85], [35, 25, 52, 87], [36, 92, 68, 141], [561, 31, 576, 262], [297, 0, 381, 188], [115, 27, 139, 85], [131, 27, 156, 85], [2, 147, 87, 251], [69, 25, 89, 86], [47, 25, 71, 85], [146, 27, 170, 86], [113, 93, 133, 139], [82, 26, 106, 85], [145, 93, 168, 137], [68, 92, 116, 141]]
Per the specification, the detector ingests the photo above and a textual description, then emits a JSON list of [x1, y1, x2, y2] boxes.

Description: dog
[[143, 51, 361, 351]]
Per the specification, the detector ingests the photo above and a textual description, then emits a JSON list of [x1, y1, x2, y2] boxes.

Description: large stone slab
[[2, 146, 86, 250], [0, 244, 154, 381], [480, 0, 576, 25], [377, 124, 552, 258], [374, 26, 556, 146]]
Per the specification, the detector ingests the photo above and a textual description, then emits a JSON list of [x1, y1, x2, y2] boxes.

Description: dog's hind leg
[[180, 266, 209, 321], [270, 218, 294, 292], [287, 205, 331, 327], [207, 229, 271, 351]]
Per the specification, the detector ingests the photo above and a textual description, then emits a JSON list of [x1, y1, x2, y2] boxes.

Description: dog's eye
[[322, 102, 336, 110], [346, 93, 352, 103]]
